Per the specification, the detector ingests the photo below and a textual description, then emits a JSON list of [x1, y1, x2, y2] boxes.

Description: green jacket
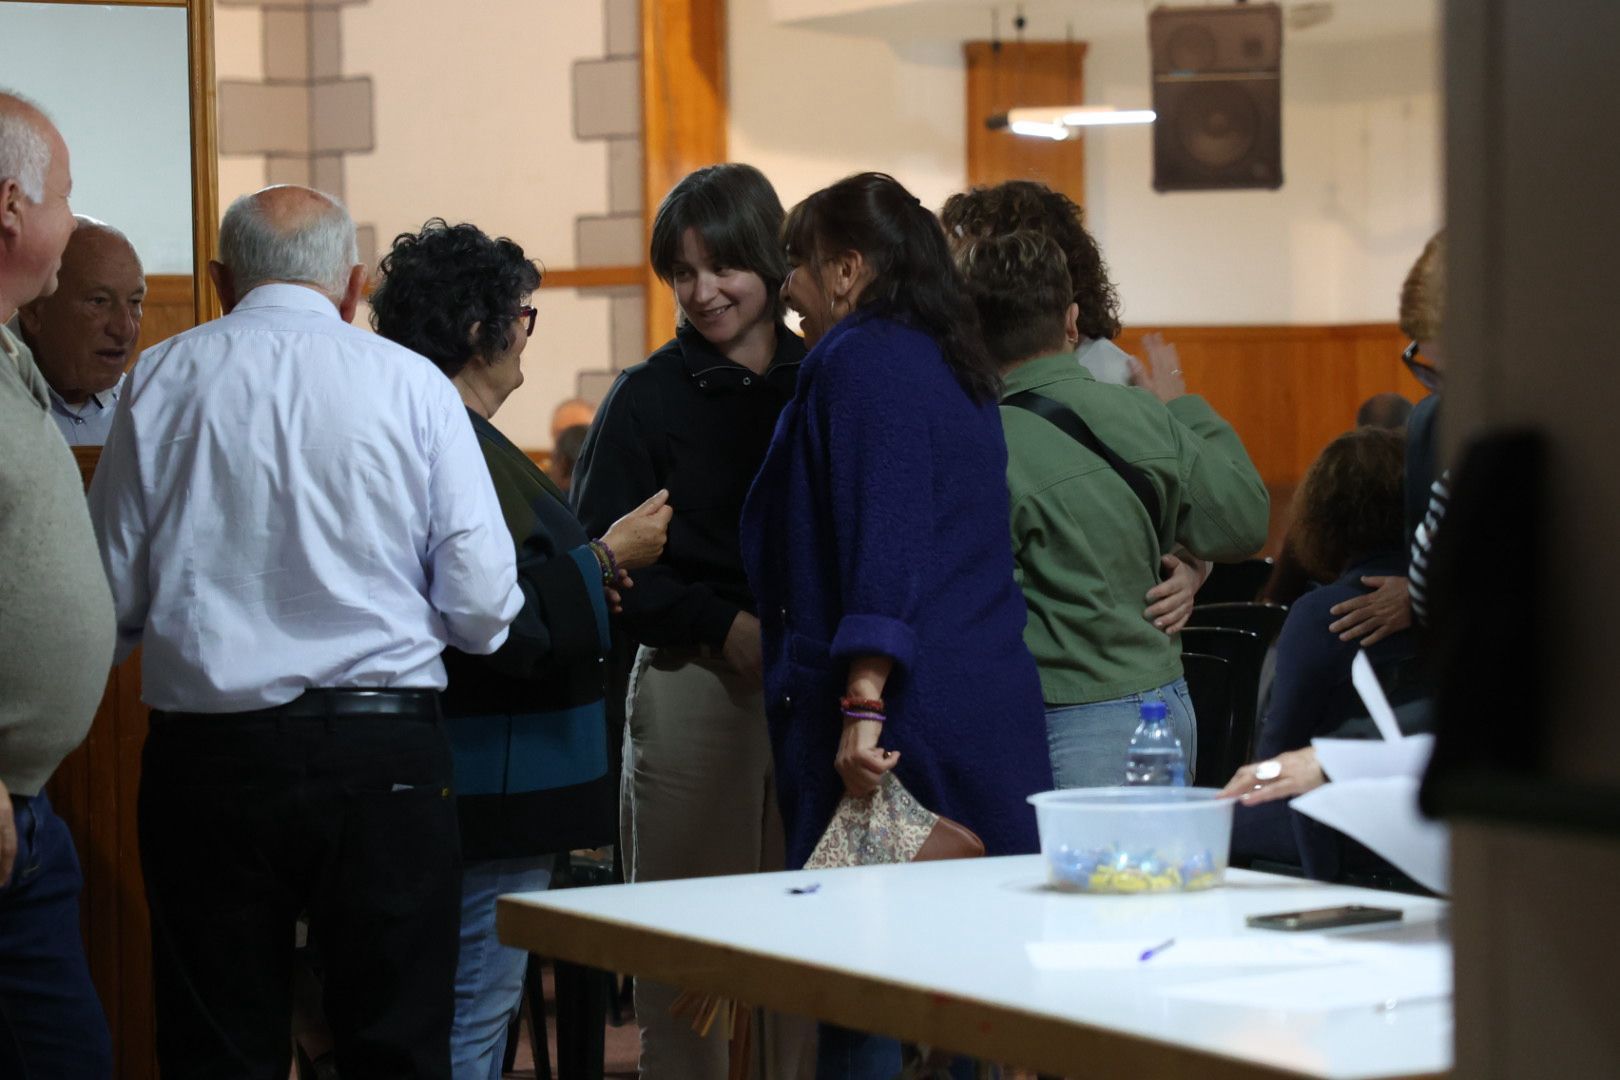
[[1000, 352, 1269, 705]]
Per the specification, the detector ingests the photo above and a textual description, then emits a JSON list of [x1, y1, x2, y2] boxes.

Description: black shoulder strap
[[1001, 390, 1162, 526]]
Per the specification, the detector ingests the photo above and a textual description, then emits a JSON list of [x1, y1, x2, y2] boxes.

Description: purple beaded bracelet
[[589, 538, 620, 586], [841, 709, 885, 723]]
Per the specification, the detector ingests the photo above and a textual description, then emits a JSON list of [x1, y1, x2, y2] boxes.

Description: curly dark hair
[[370, 218, 542, 378], [939, 180, 1122, 342], [955, 229, 1074, 367], [784, 172, 1000, 403], [1291, 427, 1407, 582]]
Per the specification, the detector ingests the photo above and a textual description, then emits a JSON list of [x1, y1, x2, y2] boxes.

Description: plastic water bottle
[[1124, 699, 1187, 787]]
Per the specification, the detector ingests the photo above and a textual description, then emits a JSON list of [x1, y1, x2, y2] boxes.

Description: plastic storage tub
[[1027, 787, 1236, 893]]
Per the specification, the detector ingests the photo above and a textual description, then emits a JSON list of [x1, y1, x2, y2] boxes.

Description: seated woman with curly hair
[[1253, 426, 1419, 760], [370, 220, 671, 1078]]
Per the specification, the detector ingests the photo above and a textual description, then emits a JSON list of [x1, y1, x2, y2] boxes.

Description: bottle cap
[[1140, 699, 1168, 722]]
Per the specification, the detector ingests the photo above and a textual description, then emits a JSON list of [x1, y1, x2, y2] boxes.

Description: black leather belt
[[153, 688, 441, 725]]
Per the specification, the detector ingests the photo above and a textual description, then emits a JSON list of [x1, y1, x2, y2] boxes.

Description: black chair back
[[1196, 557, 1275, 605], [1179, 626, 1268, 782], [1186, 601, 1290, 646], [1180, 651, 1234, 786]]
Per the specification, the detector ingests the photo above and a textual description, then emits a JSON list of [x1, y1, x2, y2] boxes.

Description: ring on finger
[[1255, 760, 1283, 782]]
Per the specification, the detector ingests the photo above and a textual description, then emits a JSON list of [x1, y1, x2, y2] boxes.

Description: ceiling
[[772, 0, 1439, 45]]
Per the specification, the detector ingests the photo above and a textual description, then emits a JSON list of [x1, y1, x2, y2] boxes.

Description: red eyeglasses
[[517, 306, 537, 337]]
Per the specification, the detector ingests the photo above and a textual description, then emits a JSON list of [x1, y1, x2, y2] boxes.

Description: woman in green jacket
[[950, 222, 1270, 787]]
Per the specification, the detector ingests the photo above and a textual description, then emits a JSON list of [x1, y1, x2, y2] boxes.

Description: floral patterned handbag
[[804, 772, 985, 868]]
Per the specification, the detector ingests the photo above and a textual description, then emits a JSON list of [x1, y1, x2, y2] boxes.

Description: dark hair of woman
[[954, 229, 1075, 368], [784, 171, 1001, 403], [649, 162, 788, 315], [939, 180, 1122, 342], [370, 218, 541, 378], [1291, 427, 1408, 582]]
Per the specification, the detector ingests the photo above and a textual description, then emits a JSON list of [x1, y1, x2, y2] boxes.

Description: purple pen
[[1138, 937, 1176, 962]]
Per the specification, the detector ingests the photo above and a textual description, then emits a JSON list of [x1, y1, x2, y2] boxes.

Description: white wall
[[1, 3, 193, 273], [733, 0, 1442, 327], [340, 0, 615, 450], [1082, 30, 1441, 325], [729, 0, 966, 216], [213, 0, 621, 451]]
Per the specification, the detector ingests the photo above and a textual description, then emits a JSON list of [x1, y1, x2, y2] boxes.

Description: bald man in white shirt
[[88, 185, 523, 1079]]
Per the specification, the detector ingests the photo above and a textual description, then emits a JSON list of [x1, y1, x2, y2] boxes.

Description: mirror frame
[[4, 0, 220, 326]]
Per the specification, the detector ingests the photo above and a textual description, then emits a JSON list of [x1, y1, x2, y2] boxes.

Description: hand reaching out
[[1127, 333, 1187, 403], [1328, 575, 1412, 644], [600, 489, 672, 572], [1220, 747, 1327, 806]]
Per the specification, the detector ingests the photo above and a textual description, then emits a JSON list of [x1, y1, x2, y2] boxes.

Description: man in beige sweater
[[0, 90, 116, 1078]]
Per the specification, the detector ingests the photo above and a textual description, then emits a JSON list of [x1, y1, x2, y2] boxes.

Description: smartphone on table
[[1246, 904, 1404, 932]]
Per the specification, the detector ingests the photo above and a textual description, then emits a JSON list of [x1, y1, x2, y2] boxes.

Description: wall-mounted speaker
[[1149, 3, 1283, 192]]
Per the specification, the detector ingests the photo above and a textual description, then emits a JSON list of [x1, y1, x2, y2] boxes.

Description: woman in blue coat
[[741, 172, 1053, 873], [742, 171, 1053, 1079]]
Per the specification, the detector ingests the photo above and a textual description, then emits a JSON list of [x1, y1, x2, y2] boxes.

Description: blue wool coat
[[740, 313, 1054, 868]]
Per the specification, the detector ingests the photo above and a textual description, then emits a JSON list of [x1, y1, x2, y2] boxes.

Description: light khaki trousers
[[623, 646, 815, 1080]]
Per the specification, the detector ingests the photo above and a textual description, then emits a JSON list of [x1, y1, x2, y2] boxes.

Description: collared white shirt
[[88, 283, 523, 713], [48, 372, 125, 446]]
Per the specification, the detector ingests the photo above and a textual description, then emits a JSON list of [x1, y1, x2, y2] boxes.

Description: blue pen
[[1138, 937, 1176, 962]]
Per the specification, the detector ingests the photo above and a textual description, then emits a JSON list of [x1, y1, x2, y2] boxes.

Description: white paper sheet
[[1026, 938, 1345, 972], [1312, 734, 1434, 782], [1292, 777, 1450, 893], [1163, 942, 1452, 1012], [1350, 651, 1405, 741]]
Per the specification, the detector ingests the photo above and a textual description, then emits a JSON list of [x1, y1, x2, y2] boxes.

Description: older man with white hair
[[17, 217, 146, 446], [0, 90, 115, 1080], [88, 185, 523, 1078]]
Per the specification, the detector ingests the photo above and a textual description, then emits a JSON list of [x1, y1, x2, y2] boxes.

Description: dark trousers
[[140, 703, 462, 1079], [0, 791, 112, 1079]]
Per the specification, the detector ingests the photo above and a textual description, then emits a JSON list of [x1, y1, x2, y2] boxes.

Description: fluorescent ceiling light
[[990, 106, 1156, 139]]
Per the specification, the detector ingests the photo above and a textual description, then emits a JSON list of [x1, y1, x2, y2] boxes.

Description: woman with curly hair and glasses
[[370, 219, 671, 1078]]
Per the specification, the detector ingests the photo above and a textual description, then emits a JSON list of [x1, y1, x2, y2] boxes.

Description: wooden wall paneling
[[188, 0, 221, 325], [137, 273, 197, 355], [1113, 323, 1421, 555], [964, 41, 1087, 201], [642, 0, 727, 352], [58, 447, 156, 1078], [538, 266, 643, 290]]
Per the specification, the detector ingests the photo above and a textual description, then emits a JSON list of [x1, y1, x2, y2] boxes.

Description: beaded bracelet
[[839, 695, 886, 715], [588, 539, 620, 587], [841, 709, 885, 724]]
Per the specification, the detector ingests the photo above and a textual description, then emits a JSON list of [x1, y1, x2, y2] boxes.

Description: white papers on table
[[1027, 938, 1340, 971], [1299, 736, 1449, 894], [1030, 938, 1453, 1014], [1162, 942, 1452, 1013]]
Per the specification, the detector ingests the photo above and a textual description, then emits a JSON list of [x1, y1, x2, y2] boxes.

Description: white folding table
[[498, 856, 1451, 1079]]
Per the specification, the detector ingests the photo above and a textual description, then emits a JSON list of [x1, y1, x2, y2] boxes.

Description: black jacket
[[443, 412, 616, 861], [571, 323, 803, 650]]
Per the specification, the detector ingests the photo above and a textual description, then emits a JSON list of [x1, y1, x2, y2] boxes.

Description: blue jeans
[[0, 792, 111, 1079], [450, 855, 553, 1080], [815, 1025, 983, 1080], [1044, 677, 1198, 788]]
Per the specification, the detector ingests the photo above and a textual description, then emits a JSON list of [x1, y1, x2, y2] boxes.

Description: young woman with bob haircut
[[570, 163, 815, 1080]]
